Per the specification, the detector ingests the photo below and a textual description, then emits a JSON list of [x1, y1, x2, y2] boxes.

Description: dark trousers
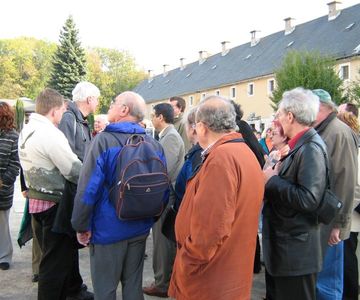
[[253, 234, 261, 273], [32, 206, 82, 300], [265, 271, 317, 300], [343, 232, 359, 300]]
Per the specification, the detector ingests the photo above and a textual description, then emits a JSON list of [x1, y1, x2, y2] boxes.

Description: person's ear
[[288, 111, 295, 124]]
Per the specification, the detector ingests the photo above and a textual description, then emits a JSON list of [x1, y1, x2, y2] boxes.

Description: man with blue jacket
[[71, 91, 166, 300]]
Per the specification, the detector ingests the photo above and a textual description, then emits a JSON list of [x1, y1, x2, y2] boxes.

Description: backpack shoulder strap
[[107, 132, 127, 147], [62, 110, 77, 138], [224, 138, 245, 144]]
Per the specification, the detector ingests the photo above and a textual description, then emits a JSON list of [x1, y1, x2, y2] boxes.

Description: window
[[201, 93, 206, 100], [248, 83, 254, 96], [216, 90, 220, 96], [339, 64, 350, 80], [268, 79, 275, 94], [189, 95, 194, 106], [230, 87, 236, 99]]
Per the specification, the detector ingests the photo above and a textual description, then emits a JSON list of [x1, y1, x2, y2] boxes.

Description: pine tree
[[48, 16, 86, 98]]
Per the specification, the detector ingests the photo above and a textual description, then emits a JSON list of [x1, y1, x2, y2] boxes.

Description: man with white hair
[[59, 81, 100, 161], [72, 92, 166, 300], [58, 82, 100, 300], [262, 88, 328, 300]]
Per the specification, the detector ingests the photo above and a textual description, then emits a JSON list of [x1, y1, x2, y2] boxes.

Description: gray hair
[[72, 81, 100, 102], [117, 91, 146, 122], [185, 106, 198, 127], [279, 87, 320, 126], [95, 114, 108, 124], [196, 95, 237, 133]]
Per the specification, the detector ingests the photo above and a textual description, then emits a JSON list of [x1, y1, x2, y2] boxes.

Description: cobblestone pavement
[[0, 179, 265, 299]]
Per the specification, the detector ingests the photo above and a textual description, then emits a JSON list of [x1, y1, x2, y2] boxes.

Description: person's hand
[[22, 190, 28, 198], [77, 231, 92, 246], [263, 163, 279, 184], [328, 228, 341, 246], [279, 145, 290, 158]]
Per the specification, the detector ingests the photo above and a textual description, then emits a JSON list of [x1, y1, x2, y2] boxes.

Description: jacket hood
[[104, 121, 146, 134], [67, 101, 86, 122]]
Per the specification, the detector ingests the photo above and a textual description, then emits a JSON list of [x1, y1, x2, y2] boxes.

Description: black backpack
[[109, 134, 170, 220]]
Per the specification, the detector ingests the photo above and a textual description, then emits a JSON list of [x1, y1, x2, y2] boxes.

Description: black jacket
[[237, 120, 265, 168], [262, 128, 327, 276]]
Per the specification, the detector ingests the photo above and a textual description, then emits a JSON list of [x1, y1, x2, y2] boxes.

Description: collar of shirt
[[159, 125, 170, 139], [201, 141, 216, 160], [288, 128, 310, 150]]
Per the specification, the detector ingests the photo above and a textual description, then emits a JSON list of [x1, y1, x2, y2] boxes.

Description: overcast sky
[[1, 0, 359, 74]]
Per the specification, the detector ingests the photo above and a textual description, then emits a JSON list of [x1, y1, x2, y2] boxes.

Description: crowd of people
[[0, 82, 359, 300]]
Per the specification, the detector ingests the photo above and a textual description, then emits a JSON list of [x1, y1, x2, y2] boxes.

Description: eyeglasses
[[110, 100, 127, 109]]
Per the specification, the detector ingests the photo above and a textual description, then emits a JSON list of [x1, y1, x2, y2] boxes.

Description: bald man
[[72, 92, 166, 300]]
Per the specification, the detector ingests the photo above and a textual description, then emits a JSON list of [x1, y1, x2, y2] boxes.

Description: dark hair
[[170, 96, 186, 112], [0, 102, 15, 131], [154, 103, 174, 124], [230, 100, 244, 122], [36, 88, 64, 116], [345, 103, 359, 118]]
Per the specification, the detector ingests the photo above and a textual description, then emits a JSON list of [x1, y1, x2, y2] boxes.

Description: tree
[[48, 16, 86, 98], [0, 37, 56, 99], [271, 51, 344, 109], [345, 69, 360, 106], [14, 99, 25, 132], [86, 47, 146, 113]]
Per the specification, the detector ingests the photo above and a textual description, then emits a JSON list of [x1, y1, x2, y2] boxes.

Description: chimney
[[180, 58, 186, 70], [250, 30, 260, 47], [327, 1, 341, 21], [221, 41, 230, 56], [199, 51, 207, 64], [284, 18, 295, 35], [163, 64, 169, 77], [148, 70, 153, 83]]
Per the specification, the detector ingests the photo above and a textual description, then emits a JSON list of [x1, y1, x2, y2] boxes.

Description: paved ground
[[0, 178, 266, 299]]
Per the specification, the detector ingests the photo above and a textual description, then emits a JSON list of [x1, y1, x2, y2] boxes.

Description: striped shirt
[[0, 129, 20, 210]]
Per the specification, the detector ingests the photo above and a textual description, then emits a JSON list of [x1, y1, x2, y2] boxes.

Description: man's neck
[[76, 102, 89, 118], [158, 124, 170, 138], [202, 131, 234, 148]]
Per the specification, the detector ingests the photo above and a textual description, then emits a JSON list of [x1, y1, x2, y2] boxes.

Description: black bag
[[317, 189, 343, 225], [312, 142, 342, 225], [109, 134, 170, 220], [161, 205, 177, 242]]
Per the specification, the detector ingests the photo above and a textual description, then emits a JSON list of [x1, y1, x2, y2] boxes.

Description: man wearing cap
[[312, 89, 358, 300]]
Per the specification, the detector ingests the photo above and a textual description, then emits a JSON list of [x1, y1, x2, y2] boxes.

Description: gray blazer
[[159, 125, 185, 187]]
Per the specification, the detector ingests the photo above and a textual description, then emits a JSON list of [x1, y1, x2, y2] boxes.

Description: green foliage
[[0, 37, 56, 99], [48, 16, 86, 98], [86, 47, 146, 113], [14, 99, 25, 132], [345, 68, 360, 106], [87, 113, 94, 132], [271, 51, 344, 109]]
